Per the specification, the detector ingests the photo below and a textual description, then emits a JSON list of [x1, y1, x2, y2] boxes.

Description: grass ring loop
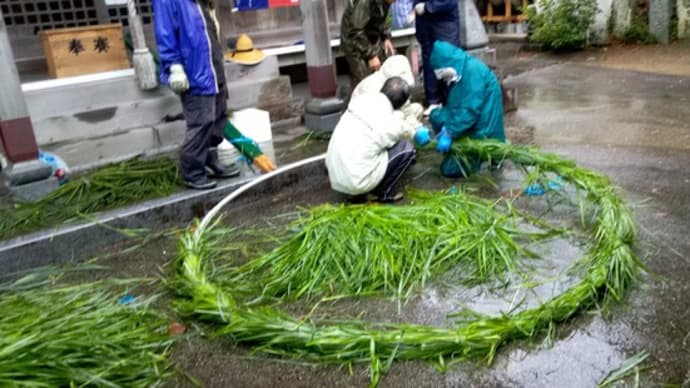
[[174, 140, 642, 386]]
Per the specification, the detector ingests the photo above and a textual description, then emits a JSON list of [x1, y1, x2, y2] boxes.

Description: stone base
[[305, 111, 342, 133], [650, 0, 672, 43], [2, 159, 52, 186], [459, 0, 490, 49], [8, 176, 62, 202], [260, 97, 305, 123], [305, 97, 344, 115]]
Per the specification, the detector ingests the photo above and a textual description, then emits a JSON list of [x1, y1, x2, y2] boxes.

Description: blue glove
[[413, 126, 431, 146], [436, 127, 452, 153], [524, 177, 564, 196]]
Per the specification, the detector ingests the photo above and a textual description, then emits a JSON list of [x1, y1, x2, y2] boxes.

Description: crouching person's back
[[326, 77, 417, 203]]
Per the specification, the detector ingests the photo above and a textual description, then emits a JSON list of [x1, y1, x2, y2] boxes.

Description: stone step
[[33, 94, 182, 146], [258, 96, 304, 123], [24, 75, 172, 120], [24, 57, 282, 120], [33, 78, 299, 147], [271, 117, 303, 133], [227, 75, 293, 110], [224, 55, 280, 81]]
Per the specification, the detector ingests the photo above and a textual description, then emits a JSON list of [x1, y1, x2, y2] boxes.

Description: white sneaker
[[423, 103, 442, 116]]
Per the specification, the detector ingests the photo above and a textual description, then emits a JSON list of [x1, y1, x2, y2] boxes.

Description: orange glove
[[253, 154, 276, 173]]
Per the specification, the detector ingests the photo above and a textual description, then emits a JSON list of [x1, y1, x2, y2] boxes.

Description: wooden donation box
[[40, 23, 130, 78]]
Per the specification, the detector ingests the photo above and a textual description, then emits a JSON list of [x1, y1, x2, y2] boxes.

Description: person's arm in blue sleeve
[[442, 73, 486, 138], [423, 0, 458, 14], [153, 0, 182, 76], [429, 107, 447, 133]]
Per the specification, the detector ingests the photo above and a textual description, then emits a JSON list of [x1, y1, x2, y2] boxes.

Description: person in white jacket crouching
[[326, 76, 428, 203]]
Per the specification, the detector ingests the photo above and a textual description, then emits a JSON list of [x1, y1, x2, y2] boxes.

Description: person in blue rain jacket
[[428, 41, 505, 178]]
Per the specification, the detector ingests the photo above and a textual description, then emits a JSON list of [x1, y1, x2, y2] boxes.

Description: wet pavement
[[32, 61, 690, 387]]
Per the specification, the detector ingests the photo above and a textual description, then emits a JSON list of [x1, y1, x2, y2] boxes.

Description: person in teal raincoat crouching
[[413, 41, 506, 178]]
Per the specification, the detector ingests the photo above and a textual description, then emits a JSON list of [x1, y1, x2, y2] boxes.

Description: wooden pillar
[[300, 0, 337, 98], [0, 10, 40, 164]]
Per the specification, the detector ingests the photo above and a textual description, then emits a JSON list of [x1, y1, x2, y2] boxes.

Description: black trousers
[[372, 139, 416, 199], [179, 85, 228, 182], [415, 18, 460, 105]]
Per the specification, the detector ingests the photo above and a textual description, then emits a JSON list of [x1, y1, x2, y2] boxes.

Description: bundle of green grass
[[0, 276, 174, 386], [205, 189, 560, 306], [173, 139, 642, 386], [0, 157, 181, 240]]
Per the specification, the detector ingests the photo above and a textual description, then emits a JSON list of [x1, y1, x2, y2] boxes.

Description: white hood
[[380, 55, 415, 87], [351, 55, 415, 100]]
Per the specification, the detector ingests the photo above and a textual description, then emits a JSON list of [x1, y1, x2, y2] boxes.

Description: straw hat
[[226, 34, 265, 65]]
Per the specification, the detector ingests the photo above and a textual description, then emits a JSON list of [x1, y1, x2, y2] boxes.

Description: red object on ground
[[0, 116, 39, 163], [169, 322, 187, 335]]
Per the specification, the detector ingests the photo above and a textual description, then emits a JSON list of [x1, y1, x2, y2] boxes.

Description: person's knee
[[402, 139, 416, 153], [400, 142, 417, 166], [184, 103, 214, 129], [440, 154, 480, 178]]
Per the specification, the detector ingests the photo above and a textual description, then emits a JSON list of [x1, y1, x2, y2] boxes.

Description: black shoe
[[206, 148, 240, 178], [184, 176, 217, 190], [205, 164, 240, 178], [345, 194, 368, 204], [374, 192, 404, 203]]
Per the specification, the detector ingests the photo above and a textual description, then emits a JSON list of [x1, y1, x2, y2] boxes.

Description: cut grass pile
[[209, 189, 560, 305], [0, 157, 181, 240], [0, 274, 175, 387], [173, 139, 643, 386]]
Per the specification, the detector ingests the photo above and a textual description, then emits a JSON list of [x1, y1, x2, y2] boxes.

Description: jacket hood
[[429, 41, 467, 75], [380, 55, 415, 87], [349, 92, 393, 117]]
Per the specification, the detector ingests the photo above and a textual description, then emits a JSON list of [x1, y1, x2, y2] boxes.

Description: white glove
[[423, 103, 442, 116], [169, 64, 189, 94], [414, 2, 426, 15]]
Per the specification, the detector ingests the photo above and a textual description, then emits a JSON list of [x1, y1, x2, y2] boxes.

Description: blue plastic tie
[[524, 183, 546, 196], [236, 155, 256, 174], [229, 135, 256, 146]]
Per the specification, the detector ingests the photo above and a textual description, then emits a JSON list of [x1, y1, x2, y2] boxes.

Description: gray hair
[[380, 76, 410, 110]]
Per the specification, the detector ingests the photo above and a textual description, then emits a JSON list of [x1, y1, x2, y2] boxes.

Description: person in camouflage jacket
[[341, 0, 397, 91]]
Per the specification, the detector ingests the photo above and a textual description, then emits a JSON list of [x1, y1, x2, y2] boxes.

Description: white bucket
[[217, 108, 275, 169]]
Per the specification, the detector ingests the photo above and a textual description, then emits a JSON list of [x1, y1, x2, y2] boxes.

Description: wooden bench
[[481, 0, 530, 23]]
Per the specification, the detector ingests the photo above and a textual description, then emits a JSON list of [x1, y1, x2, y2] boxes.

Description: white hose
[[197, 154, 326, 234]]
